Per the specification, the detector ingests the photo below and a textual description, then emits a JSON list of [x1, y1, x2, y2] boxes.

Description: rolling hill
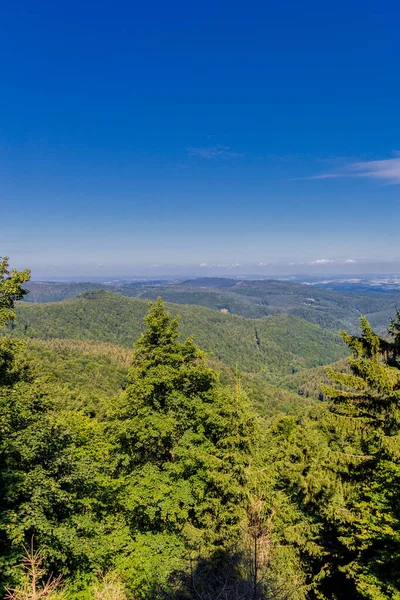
[[24, 278, 400, 333], [12, 291, 347, 381]]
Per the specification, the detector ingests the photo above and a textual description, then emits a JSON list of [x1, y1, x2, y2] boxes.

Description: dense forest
[[24, 279, 400, 334], [2, 258, 400, 599], [12, 291, 348, 380]]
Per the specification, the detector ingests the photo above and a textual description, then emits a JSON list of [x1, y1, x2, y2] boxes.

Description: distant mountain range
[[24, 276, 400, 333]]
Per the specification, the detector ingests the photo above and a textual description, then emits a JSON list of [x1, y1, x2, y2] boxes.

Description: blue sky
[[1, 0, 400, 278]]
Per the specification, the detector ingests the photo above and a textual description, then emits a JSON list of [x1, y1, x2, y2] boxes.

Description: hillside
[[25, 278, 399, 333], [27, 337, 130, 393], [281, 358, 350, 399], [5, 264, 400, 599], [25, 337, 312, 418], [12, 291, 347, 381]]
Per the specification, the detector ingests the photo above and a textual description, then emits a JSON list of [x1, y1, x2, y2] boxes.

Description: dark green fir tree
[[110, 298, 257, 597], [321, 316, 400, 599]]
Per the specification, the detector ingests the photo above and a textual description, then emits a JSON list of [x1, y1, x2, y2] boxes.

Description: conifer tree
[[320, 316, 400, 598], [0, 257, 30, 384], [268, 315, 400, 599], [0, 257, 30, 327], [325, 316, 400, 439], [111, 298, 257, 596]]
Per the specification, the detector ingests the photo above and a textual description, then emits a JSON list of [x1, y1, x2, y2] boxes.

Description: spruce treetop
[[127, 298, 217, 407], [324, 315, 400, 442], [140, 296, 180, 348]]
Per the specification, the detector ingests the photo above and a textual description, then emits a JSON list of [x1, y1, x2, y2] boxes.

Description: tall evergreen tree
[[266, 315, 400, 600], [110, 298, 257, 597], [0, 257, 30, 384], [320, 316, 400, 598]]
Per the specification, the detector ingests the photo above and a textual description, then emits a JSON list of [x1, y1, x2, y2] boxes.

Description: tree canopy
[[1, 258, 400, 600], [0, 257, 30, 327]]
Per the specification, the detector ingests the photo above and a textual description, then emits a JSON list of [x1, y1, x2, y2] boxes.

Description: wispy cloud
[[307, 259, 335, 265], [305, 156, 400, 184], [188, 145, 243, 159], [289, 258, 357, 266]]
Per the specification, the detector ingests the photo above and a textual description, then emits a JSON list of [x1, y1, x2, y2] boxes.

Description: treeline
[[1, 258, 400, 599]]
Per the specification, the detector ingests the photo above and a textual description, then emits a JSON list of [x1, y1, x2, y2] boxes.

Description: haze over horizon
[[24, 259, 400, 281], [2, 0, 400, 277]]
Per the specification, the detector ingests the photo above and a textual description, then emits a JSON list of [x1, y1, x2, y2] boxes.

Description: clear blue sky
[[1, 0, 400, 277]]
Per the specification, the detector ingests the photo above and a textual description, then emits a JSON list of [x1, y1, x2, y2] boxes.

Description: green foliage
[[22, 338, 310, 419], [0, 373, 118, 588], [0, 274, 120, 592], [25, 338, 129, 415], [281, 359, 349, 400], [24, 277, 400, 334], [0, 257, 30, 326], [264, 407, 355, 598], [108, 298, 258, 595], [10, 291, 348, 381], [320, 316, 400, 597], [266, 315, 400, 599], [5, 259, 400, 599], [4, 293, 299, 599], [325, 315, 400, 440]]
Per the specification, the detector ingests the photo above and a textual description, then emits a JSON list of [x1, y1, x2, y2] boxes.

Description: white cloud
[[306, 156, 400, 184], [344, 259, 356, 263], [349, 157, 400, 183], [307, 259, 334, 265]]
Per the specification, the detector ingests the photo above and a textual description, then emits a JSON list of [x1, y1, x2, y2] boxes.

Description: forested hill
[[25, 277, 399, 333], [4, 260, 400, 599], [12, 291, 347, 379]]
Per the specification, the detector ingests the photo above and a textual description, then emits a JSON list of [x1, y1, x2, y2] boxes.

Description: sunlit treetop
[[0, 257, 31, 327]]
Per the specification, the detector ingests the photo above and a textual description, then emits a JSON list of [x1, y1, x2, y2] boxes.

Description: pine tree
[[267, 316, 400, 599], [111, 298, 257, 597], [325, 316, 400, 440], [320, 316, 400, 598]]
